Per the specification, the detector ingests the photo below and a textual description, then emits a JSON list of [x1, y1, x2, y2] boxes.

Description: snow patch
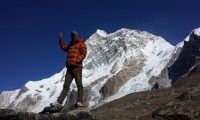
[[96, 29, 107, 37], [194, 27, 200, 36]]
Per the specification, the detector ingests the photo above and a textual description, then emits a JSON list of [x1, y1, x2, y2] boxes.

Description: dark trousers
[[57, 67, 83, 104]]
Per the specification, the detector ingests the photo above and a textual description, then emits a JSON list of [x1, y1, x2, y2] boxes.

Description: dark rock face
[[16, 86, 29, 99], [169, 32, 200, 84]]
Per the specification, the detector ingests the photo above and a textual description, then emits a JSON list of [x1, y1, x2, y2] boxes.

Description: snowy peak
[[87, 28, 171, 47], [194, 27, 200, 36], [185, 27, 200, 42], [83, 28, 175, 102], [96, 29, 107, 37], [86, 29, 107, 46], [85, 28, 174, 68]]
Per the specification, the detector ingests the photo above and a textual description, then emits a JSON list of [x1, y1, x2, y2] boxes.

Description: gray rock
[[0, 108, 93, 120], [152, 102, 191, 120]]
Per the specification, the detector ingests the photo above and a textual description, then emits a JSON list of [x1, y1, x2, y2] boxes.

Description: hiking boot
[[76, 101, 83, 107], [50, 101, 62, 108]]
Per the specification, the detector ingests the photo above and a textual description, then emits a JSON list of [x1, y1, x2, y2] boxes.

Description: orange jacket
[[59, 37, 87, 68]]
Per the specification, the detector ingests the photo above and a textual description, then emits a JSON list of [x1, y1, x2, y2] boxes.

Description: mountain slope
[[169, 27, 200, 83], [0, 28, 175, 112], [91, 72, 200, 120]]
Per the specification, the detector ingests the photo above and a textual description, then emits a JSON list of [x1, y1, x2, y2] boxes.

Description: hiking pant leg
[[57, 71, 73, 104], [73, 67, 83, 103]]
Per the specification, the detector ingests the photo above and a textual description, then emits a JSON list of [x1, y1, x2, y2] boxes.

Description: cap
[[71, 31, 78, 37]]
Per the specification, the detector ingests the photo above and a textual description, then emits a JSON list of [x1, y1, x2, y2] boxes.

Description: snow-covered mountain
[[0, 28, 175, 112]]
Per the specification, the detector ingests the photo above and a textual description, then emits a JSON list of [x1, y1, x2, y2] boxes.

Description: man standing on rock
[[51, 31, 87, 108]]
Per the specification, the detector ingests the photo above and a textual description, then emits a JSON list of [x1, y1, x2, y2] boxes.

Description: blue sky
[[0, 0, 200, 93]]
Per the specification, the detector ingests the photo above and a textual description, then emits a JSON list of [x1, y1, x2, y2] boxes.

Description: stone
[[152, 102, 192, 120]]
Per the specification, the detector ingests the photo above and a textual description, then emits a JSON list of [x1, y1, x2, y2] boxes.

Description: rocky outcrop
[[16, 86, 29, 99], [169, 31, 200, 84], [0, 108, 92, 120], [100, 56, 145, 99], [149, 67, 171, 89]]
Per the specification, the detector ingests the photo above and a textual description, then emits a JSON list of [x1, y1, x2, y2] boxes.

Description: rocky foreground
[[1, 73, 200, 120], [91, 75, 200, 120]]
